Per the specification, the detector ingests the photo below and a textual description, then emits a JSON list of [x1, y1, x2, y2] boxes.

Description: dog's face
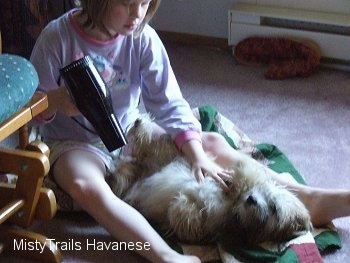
[[234, 184, 276, 229], [229, 183, 281, 242], [223, 162, 312, 244], [225, 180, 311, 244]]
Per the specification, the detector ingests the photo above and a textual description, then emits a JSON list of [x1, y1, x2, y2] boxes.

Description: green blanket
[[183, 104, 341, 262]]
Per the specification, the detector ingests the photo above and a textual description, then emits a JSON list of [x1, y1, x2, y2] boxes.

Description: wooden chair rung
[[0, 199, 25, 224]]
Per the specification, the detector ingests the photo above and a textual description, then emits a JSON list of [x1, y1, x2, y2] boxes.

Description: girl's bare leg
[[53, 150, 200, 263], [202, 132, 350, 227]]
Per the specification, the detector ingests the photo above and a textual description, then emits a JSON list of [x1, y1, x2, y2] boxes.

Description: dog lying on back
[[108, 115, 312, 244]]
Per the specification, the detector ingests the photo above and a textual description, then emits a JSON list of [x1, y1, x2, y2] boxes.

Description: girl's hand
[[191, 156, 233, 191], [181, 139, 233, 191], [42, 87, 81, 118]]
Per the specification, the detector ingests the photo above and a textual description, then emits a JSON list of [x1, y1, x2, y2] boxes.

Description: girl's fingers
[[218, 169, 235, 182], [204, 170, 230, 191], [194, 168, 205, 183]]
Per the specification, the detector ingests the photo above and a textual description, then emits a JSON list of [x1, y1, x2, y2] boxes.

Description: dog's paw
[[108, 157, 143, 198], [167, 192, 207, 242], [127, 114, 155, 142]]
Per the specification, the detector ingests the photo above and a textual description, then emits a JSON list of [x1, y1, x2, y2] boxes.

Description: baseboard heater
[[228, 3, 350, 69]]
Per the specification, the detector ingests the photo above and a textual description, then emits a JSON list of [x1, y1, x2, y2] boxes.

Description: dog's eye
[[246, 195, 257, 205], [270, 204, 277, 214]]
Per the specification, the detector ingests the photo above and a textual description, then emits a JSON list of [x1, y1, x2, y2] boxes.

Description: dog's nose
[[246, 195, 258, 205]]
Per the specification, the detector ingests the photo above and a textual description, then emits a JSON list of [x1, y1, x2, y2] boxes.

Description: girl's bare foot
[[294, 186, 350, 227]]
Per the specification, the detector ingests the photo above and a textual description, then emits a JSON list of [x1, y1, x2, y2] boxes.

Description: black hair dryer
[[60, 56, 127, 152]]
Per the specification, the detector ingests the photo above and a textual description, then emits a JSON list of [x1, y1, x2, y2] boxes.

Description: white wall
[[151, 0, 350, 39], [151, 0, 238, 38]]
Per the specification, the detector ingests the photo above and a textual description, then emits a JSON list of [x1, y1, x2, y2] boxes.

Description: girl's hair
[[76, 0, 161, 38]]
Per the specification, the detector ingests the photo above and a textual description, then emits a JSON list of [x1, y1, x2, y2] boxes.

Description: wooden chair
[[0, 83, 61, 260], [0, 94, 61, 262]]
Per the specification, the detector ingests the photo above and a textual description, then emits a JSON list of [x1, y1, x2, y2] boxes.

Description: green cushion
[[0, 54, 39, 123]]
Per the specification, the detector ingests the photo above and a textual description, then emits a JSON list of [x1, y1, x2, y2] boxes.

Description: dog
[[108, 115, 312, 244]]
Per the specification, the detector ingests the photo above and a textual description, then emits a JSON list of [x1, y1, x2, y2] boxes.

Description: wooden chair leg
[[0, 147, 49, 227], [0, 224, 62, 263], [0, 184, 57, 221]]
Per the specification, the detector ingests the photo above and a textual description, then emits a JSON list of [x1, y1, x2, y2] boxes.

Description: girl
[[30, 0, 350, 262]]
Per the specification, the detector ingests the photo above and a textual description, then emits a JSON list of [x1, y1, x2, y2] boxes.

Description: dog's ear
[[235, 155, 271, 186]]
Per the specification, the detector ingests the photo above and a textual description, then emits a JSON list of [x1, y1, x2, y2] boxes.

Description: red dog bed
[[234, 37, 322, 79]]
